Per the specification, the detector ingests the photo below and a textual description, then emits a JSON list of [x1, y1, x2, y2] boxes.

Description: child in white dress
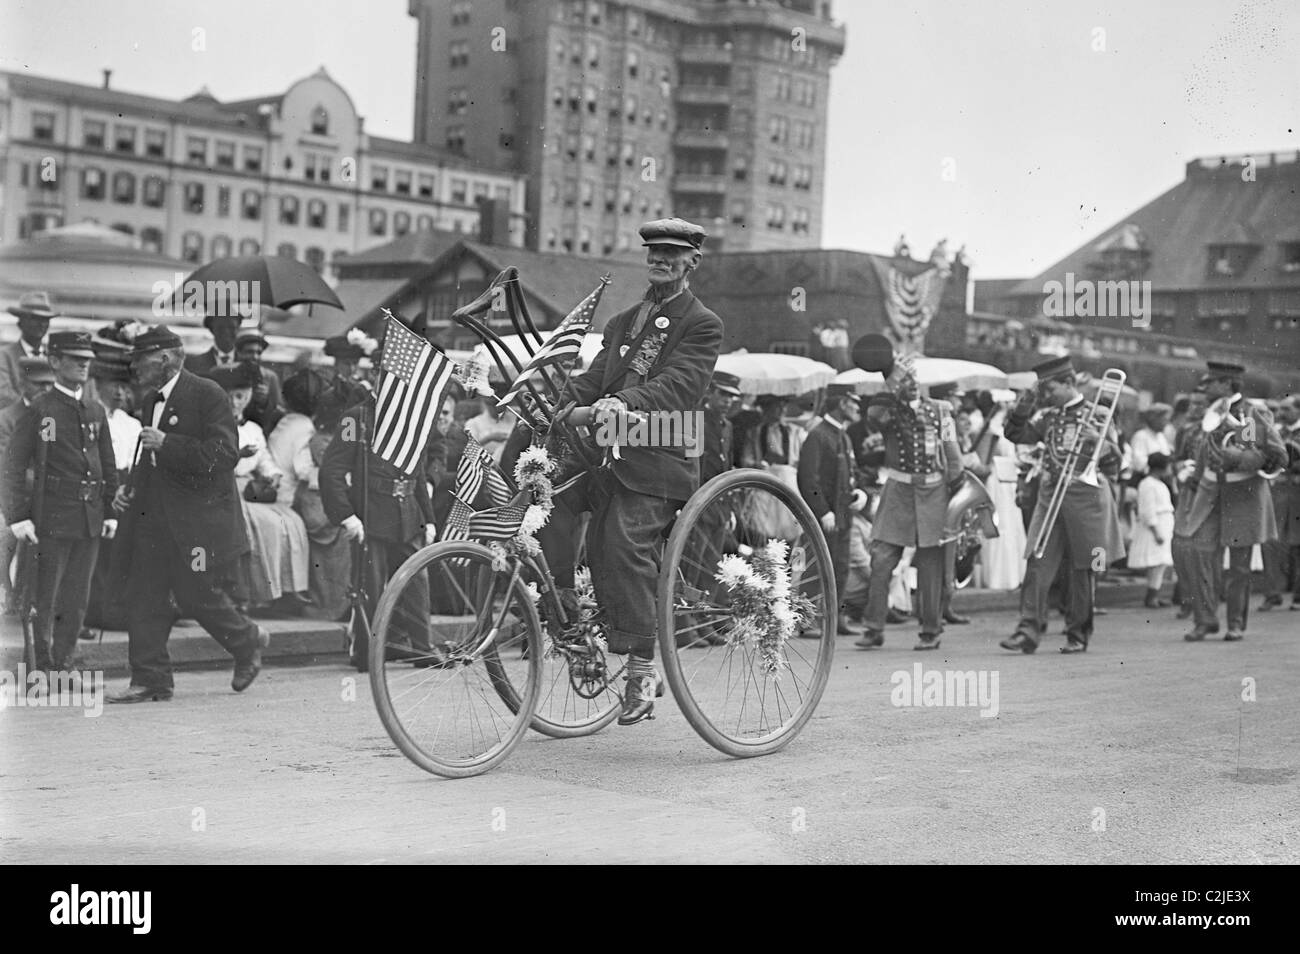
[[1129, 452, 1175, 608]]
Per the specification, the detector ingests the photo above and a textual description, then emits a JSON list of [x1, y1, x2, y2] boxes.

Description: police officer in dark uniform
[[2, 332, 117, 671], [701, 371, 741, 485]]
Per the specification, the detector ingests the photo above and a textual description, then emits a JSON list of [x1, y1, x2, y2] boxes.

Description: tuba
[[941, 470, 1000, 587], [1202, 398, 1282, 479]]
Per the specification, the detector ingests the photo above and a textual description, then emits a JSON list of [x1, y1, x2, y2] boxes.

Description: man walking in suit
[[0, 291, 55, 408], [1181, 360, 1286, 642], [106, 326, 269, 702], [561, 217, 724, 725], [2, 334, 117, 671], [798, 382, 869, 636]]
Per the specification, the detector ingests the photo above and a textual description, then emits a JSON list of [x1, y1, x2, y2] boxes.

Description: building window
[[111, 171, 136, 204], [143, 176, 166, 208], [114, 124, 136, 154], [552, 86, 564, 108], [730, 200, 747, 226], [793, 165, 812, 191], [417, 214, 433, 231], [448, 88, 469, 115], [140, 227, 164, 253], [277, 242, 297, 259], [499, 131, 513, 150], [213, 186, 229, 217], [447, 126, 466, 152], [239, 238, 260, 255], [621, 142, 635, 168], [494, 184, 511, 203], [619, 187, 632, 214], [580, 180, 594, 207], [767, 160, 787, 186], [184, 182, 205, 214], [393, 211, 411, 236], [588, 1, 602, 26], [587, 40, 600, 68], [794, 121, 814, 149], [766, 204, 786, 230], [554, 41, 566, 65], [449, 39, 469, 68], [395, 170, 412, 195], [371, 166, 389, 191], [450, 0, 471, 26], [83, 119, 106, 149], [211, 235, 233, 259], [305, 246, 326, 273], [242, 190, 262, 220], [628, 51, 639, 79], [580, 227, 592, 255], [279, 195, 300, 225], [604, 184, 616, 212], [215, 140, 235, 168], [181, 231, 204, 263], [32, 111, 55, 141], [1280, 244, 1300, 273], [311, 105, 329, 135], [659, 109, 669, 130], [338, 203, 350, 233], [307, 198, 326, 228], [565, 134, 579, 160], [546, 229, 558, 250], [144, 128, 166, 158], [792, 208, 810, 235], [733, 157, 748, 181], [369, 208, 387, 236], [418, 174, 435, 199], [244, 145, 263, 173], [80, 167, 106, 200], [186, 136, 208, 165], [769, 116, 788, 145], [775, 74, 791, 100], [625, 93, 638, 122], [304, 153, 318, 181], [451, 178, 468, 204]]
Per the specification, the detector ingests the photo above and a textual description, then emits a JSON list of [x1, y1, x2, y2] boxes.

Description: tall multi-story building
[[0, 67, 528, 274], [409, 0, 845, 255]]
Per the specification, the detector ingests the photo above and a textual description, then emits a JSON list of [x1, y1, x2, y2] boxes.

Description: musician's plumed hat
[[851, 333, 896, 377], [1031, 355, 1075, 383], [639, 217, 706, 250]]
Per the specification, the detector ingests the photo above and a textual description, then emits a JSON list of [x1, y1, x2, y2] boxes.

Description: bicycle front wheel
[[370, 541, 541, 779], [659, 469, 836, 758]]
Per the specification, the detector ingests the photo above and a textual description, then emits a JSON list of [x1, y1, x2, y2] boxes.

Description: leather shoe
[[232, 626, 270, 692], [107, 685, 173, 704], [618, 675, 657, 725], [914, 634, 941, 651], [1223, 630, 1245, 642], [942, 611, 970, 625], [1183, 625, 1219, 642], [837, 616, 865, 636], [1175, 603, 1193, 619], [998, 633, 1037, 654], [1258, 596, 1282, 612], [1060, 638, 1088, 654], [885, 608, 908, 624], [853, 630, 884, 650]]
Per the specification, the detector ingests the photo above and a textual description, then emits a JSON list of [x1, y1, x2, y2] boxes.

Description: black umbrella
[[179, 255, 344, 316]]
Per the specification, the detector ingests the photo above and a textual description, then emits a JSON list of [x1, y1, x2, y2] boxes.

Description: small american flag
[[455, 434, 512, 509], [372, 312, 455, 475], [497, 276, 609, 409], [467, 502, 530, 542]]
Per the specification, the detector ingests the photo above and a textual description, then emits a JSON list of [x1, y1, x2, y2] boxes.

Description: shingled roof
[[1010, 151, 1300, 296]]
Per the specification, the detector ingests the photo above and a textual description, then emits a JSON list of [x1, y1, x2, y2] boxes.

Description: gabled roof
[[1011, 151, 1300, 295], [338, 229, 465, 268]]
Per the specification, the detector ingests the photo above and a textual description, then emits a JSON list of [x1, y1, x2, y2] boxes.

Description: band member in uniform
[[999, 355, 1125, 654], [1181, 361, 1286, 642], [0, 358, 54, 614], [559, 217, 723, 725], [1170, 382, 1210, 619], [2, 333, 118, 672], [798, 382, 871, 637], [107, 326, 270, 702], [853, 347, 963, 650], [1260, 395, 1300, 611]]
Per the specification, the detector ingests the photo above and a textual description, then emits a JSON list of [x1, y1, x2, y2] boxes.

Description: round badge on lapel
[[654, 316, 669, 330], [619, 345, 629, 357], [168, 415, 179, 426]]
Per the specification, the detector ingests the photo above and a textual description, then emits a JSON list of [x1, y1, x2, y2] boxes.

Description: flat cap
[[1205, 360, 1245, 378], [18, 356, 55, 383], [48, 331, 96, 359], [128, 325, 184, 357], [825, 382, 858, 399], [639, 217, 706, 250], [1031, 355, 1075, 383], [710, 371, 742, 396]]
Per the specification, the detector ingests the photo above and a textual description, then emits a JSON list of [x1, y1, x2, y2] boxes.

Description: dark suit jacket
[[567, 288, 723, 502], [116, 370, 249, 570], [0, 340, 36, 409], [2, 388, 117, 538], [798, 419, 856, 524], [319, 401, 434, 544]]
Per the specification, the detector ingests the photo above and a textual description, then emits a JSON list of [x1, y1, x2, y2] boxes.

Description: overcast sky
[[1, 0, 1295, 277]]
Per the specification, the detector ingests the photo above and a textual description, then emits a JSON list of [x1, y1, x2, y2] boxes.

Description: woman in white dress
[[207, 364, 310, 609], [1129, 453, 1175, 607], [971, 402, 1027, 589]]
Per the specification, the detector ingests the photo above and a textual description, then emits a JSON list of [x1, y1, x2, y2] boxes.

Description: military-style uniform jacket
[[1183, 395, 1286, 547], [567, 287, 723, 503], [798, 417, 858, 527], [319, 400, 434, 545], [863, 395, 962, 548], [700, 405, 733, 485], [1005, 394, 1126, 565], [2, 386, 117, 539]]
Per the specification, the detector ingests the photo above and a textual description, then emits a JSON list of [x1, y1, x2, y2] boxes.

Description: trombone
[[1031, 368, 1126, 559]]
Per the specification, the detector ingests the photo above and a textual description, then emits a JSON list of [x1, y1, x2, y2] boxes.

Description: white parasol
[[715, 351, 837, 396], [834, 357, 1009, 394]]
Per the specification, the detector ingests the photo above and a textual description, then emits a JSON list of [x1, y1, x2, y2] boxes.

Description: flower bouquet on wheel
[[714, 539, 818, 675]]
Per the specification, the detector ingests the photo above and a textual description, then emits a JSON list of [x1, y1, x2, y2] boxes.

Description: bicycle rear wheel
[[370, 541, 541, 778], [659, 469, 836, 758]]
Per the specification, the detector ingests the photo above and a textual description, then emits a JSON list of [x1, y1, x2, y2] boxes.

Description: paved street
[[2, 601, 1296, 864]]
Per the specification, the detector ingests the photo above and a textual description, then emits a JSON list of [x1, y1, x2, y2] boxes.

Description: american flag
[[371, 312, 455, 475], [454, 434, 512, 509], [467, 502, 530, 542], [497, 276, 609, 409]]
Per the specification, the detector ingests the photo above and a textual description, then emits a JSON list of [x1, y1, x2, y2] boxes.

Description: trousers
[[864, 541, 944, 636], [1015, 522, 1094, 645], [32, 534, 99, 669], [1189, 544, 1250, 632], [364, 535, 431, 650]]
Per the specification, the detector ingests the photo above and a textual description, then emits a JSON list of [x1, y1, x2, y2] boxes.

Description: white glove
[[340, 515, 365, 544], [819, 511, 836, 534], [10, 520, 37, 544], [850, 489, 868, 512], [101, 519, 118, 540], [424, 523, 438, 546]]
